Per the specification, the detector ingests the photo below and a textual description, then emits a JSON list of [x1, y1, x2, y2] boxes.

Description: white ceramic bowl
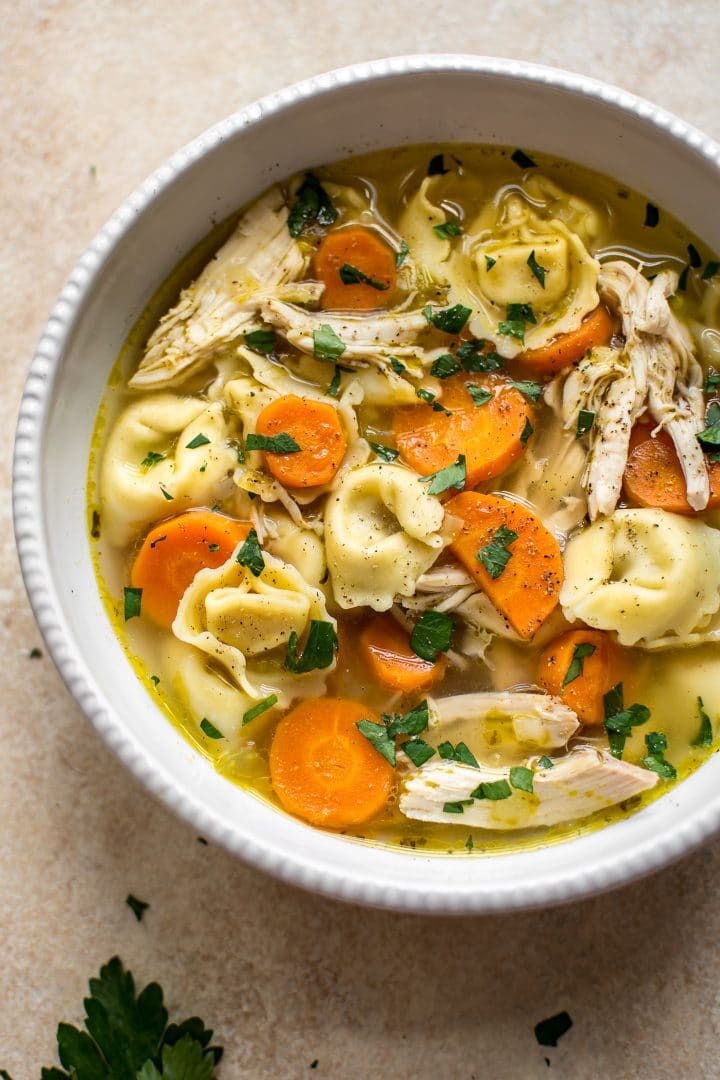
[[14, 55, 720, 913]]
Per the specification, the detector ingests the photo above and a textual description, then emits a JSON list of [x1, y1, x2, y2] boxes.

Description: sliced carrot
[[520, 305, 615, 375], [254, 394, 347, 489], [131, 510, 251, 628], [359, 613, 446, 692], [537, 629, 627, 726], [269, 697, 395, 828], [393, 374, 532, 489], [314, 226, 396, 311], [445, 492, 563, 639], [623, 421, 720, 514]]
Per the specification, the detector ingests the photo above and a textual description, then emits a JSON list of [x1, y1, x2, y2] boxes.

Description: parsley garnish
[[688, 243, 702, 268], [246, 432, 301, 454], [286, 620, 338, 673], [509, 379, 542, 402], [520, 417, 534, 447], [465, 834, 474, 851], [326, 365, 342, 397], [385, 700, 430, 738], [457, 338, 504, 373], [703, 369, 720, 395], [141, 450, 165, 468], [356, 719, 396, 766], [576, 409, 595, 438], [186, 432, 211, 449], [485, 255, 496, 271], [416, 387, 451, 414], [535, 1011, 573, 1047], [390, 356, 406, 375], [443, 800, 474, 814], [468, 384, 493, 408], [692, 696, 713, 747], [419, 453, 466, 495], [339, 262, 389, 290], [208, 543, 220, 552], [433, 219, 462, 240], [438, 740, 479, 767], [288, 174, 337, 237], [509, 765, 534, 793], [39, 956, 223, 1076], [498, 302, 537, 343], [200, 718, 224, 739], [313, 323, 347, 362], [702, 260, 720, 280], [697, 401, 720, 450], [642, 731, 677, 779], [410, 609, 454, 662], [91, 509, 101, 538], [403, 738, 436, 767], [126, 894, 149, 922], [471, 779, 512, 800], [678, 265, 690, 291], [430, 353, 462, 378], [511, 148, 537, 169], [244, 327, 276, 355], [395, 239, 410, 268], [644, 203, 659, 228], [562, 642, 596, 687], [477, 525, 519, 579], [243, 694, 278, 726], [150, 675, 160, 687], [427, 153, 449, 176], [368, 440, 399, 462], [603, 682, 651, 759], [159, 484, 174, 501], [123, 586, 142, 621], [423, 303, 472, 334], [527, 250, 547, 287], [537, 755, 554, 769], [236, 527, 264, 577]]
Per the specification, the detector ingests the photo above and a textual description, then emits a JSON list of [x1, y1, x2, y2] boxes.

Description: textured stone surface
[[2, 3, 720, 1076]]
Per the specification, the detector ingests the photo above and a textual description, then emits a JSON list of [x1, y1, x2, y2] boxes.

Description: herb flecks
[[433, 219, 462, 241], [562, 642, 596, 688], [200, 718, 224, 740], [236, 528, 265, 577], [339, 262, 389, 290], [642, 731, 677, 779], [123, 587, 142, 622], [603, 682, 651, 759], [246, 432, 301, 454], [419, 454, 466, 496], [288, 174, 337, 237], [477, 525, 519, 580], [243, 694, 278, 726], [410, 610, 454, 662], [286, 620, 338, 674], [498, 302, 536, 343], [313, 323, 347, 362], [245, 327, 277, 355], [423, 303, 472, 334], [356, 718, 396, 766], [576, 410, 595, 438], [527, 250, 547, 288], [692, 696, 714, 748]]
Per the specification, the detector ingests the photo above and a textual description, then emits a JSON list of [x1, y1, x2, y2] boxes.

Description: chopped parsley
[[200, 718, 224, 739], [326, 365, 342, 397], [91, 509, 101, 538], [520, 417, 534, 447], [385, 700, 429, 738], [427, 153, 449, 176], [702, 260, 720, 280], [678, 264, 690, 291], [208, 543, 220, 553], [443, 800, 473, 814], [697, 401, 720, 450], [603, 682, 651, 759], [509, 379, 542, 402], [498, 302, 537, 343], [356, 718, 396, 766], [126, 894, 149, 922], [423, 303, 472, 334], [246, 432, 301, 454], [468, 384, 493, 408], [419, 454, 466, 496], [236, 528, 264, 577], [527, 250, 547, 287], [471, 779, 512, 800], [368, 440, 399, 462], [339, 262, 389, 290], [576, 409, 595, 438], [457, 338, 504, 373], [313, 323, 347, 362], [692, 695, 714, 748], [562, 642, 596, 687], [465, 834, 474, 851], [509, 765, 534, 793], [416, 387, 451, 414], [535, 1011, 573, 1047], [288, 174, 337, 237], [430, 353, 462, 378], [123, 586, 142, 621], [141, 450, 165, 468], [150, 675, 160, 687], [395, 239, 410, 268], [485, 255, 497, 271], [409, 609, 455, 662], [244, 327, 276, 355], [644, 203, 659, 228], [511, 148, 537, 169], [688, 243, 702, 268], [159, 484, 174, 501], [243, 694, 278, 726], [477, 524, 519, 579], [642, 730, 677, 779], [402, 738, 436, 767], [286, 620, 338, 673], [186, 432, 211, 449], [390, 356, 406, 375], [433, 219, 462, 240], [537, 755, 554, 769], [438, 740, 479, 767], [703, 369, 720, 395]]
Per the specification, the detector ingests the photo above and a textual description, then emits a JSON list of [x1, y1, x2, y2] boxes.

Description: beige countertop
[[3, 3, 720, 1076]]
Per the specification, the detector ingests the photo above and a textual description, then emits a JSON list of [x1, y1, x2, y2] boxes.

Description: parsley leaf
[[642, 730, 677, 779], [326, 366, 342, 397], [390, 356, 406, 375], [603, 682, 651, 759], [243, 694, 278, 726], [395, 239, 410, 268], [509, 379, 542, 402], [419, 454, 466, 495], [313, 323, 347, 362], [697, 401, 720, 450], [430, 353, 462, 378], [438, 740, 479, 767], [126, 895, 149, 922], [124, 587, 142, 621], [484, 255, 496, 271], [467, 384, 492, 408], [576, 409, 595, 438], [416, 387, 451, 414], [471, 779, 512, 800], [433, 219, 462, 240], [402, 738, 436, 766], [159, 484, 174, 501], [410, 610, 455, 661], [509, 765, 534, 793], [386, 700, 430, 738], [427, 153, 449, 175], [287, 174, 337, 237], [702, 260, 720, 281], [457, 338, 504, 373], [339, 262, 389, 290], [244, 328, 276, 355], [562, 642, 596, 687], [692, 696, 713, 748], [537, 755, 554, 769], [423, 303, 472, 334], [498, 302, 536, 343], [137, 1035, 216, 1079], [477, 525, 519, 579], [644, 203, 659, 228], [186, 433, 211, 450], [286, 620, 338, 673], [704, 369, 720, 395], [520, 416, 534, 446], [465, 834, 474, 851], [356, 719, 396, 766], [535, 1011, 573, 1047], [368, 440, 399, 462], [235, 528, 264, 577], [527, 250, 547, 287], [200, 718, 224, 740], [246, 432, 301, 454], [141, 450, 165, 468], [443, 800, 473, 814], [511, 148, 537, 169]]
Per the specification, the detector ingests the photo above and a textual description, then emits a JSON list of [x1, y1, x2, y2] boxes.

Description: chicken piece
[[429, 692, 580, 749], [400, 747, 658, 829], [130, 188, 310, 389]]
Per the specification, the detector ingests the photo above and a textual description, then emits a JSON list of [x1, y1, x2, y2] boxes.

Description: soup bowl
[[13, 55, 720, 913]]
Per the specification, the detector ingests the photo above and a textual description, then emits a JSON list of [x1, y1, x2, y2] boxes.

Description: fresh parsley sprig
[[477, 525, 518, 580], [287, 174, 337, 237]]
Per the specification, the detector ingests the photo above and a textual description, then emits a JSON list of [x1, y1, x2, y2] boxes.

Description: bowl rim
[[13, 53, 720, 914]]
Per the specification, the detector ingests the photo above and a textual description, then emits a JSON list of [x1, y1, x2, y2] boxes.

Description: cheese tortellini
[[325, 463, 449, 610], [561, 509, 720, 646]]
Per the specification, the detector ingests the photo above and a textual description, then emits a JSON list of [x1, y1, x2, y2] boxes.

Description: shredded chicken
[[429, 692, 580, 748]]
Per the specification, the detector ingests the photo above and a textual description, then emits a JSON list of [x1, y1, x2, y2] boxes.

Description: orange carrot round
[[520, 305, 615, 375], [393, 374, 532, 489], [445, 491, 563, 639], [314, 226, 396, 311], [359, 613, 446, 692], [254, 394, 347, 489], [131, 510, 251, 628], [537, 629, 627, 726], [623, 421, 720, 514], [269, 698, 395, 828]]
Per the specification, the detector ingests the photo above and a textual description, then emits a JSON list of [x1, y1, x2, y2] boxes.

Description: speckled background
[[3, 3, 720, 1076]]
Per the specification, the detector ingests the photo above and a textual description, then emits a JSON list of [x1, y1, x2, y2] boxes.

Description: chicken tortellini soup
[[90, 145, 720, 853]]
